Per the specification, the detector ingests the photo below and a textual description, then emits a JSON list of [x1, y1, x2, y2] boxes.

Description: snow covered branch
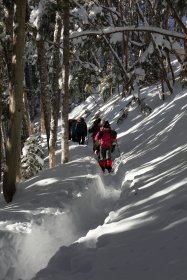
[[70, 26, 185, 40]]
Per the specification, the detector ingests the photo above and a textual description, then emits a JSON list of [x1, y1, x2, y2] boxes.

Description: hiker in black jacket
[[75, 117, 87, 145]]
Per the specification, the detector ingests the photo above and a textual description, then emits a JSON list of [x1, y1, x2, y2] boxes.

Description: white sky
[[1, 64, 187, 280]]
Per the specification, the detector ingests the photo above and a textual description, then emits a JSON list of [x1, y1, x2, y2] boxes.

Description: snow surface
[[1, 76, 187, 280]]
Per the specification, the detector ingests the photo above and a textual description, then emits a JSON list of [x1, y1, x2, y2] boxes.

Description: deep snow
[[0, 72, 187, 280]]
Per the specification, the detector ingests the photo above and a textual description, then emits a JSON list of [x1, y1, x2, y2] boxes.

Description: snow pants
[[77, 133, 86, 145], [99, 147, 112, 172]]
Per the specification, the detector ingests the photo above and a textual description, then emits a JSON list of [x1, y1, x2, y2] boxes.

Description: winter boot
[[99, 160, 106, 172], [106, 159, 112, 173]]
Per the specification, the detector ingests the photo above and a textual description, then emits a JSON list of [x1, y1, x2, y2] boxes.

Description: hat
[[103, 120, 110, 128]]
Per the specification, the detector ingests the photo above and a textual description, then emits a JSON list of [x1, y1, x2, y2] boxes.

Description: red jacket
[[95, 128, 117, 149]]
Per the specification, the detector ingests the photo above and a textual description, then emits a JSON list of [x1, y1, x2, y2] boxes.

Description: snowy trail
[[1, 81, 187, 280], [0, 143, 120, 280]]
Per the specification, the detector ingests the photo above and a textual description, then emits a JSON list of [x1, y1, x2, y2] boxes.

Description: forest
[[0, 0, 187, 203]]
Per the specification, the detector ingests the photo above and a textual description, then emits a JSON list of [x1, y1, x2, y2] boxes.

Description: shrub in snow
[[21, 136, 44, 179]]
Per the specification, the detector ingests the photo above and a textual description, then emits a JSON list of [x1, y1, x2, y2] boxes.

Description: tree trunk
[[37, 39, 51, 150], [165, 49, 175, 84], [25, 63, 38, 122], [3, 0, 26, 203], [49, 11, 62, 168], [22, 88, 32, 144], [4, 1, 14, 82], [0, 0, 3, 184], [61, 0, 70, 164]]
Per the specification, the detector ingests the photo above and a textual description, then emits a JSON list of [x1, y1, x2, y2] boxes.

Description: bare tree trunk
[[37, 39, 51, 150], [0, 89, 2, 186], [22, 88, 32, 143], [3, 0, 26, 203], [165, 50, 175, 84], [25, 63, 38, 122], [40, 104, 45, 134], [0, 0, 4, 185], [49, 11, 62, 168], [1, 124, 6, 158], [4, 1, 14, 82], [61, 0, 70, 164], [0, 102, 1, 190]]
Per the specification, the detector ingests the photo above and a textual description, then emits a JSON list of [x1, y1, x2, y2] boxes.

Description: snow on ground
[[1, 79, 187, 280]]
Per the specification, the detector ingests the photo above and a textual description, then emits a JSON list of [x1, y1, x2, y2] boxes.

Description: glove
[[95, 141, 100, 147]]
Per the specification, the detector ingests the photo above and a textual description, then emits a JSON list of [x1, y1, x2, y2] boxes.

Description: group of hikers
[[69, 117, 88, 145], [69, 117, 117, 173]]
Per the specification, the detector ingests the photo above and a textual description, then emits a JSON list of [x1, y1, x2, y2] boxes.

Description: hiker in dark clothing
[[88, 118, 101, 154], [76, 117, 87, 145], [69, 119, 76, 140], [69, 119, 78, 142], [95, 120, 117, 173]]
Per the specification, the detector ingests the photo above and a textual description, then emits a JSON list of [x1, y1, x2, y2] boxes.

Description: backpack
[[98, 129, 117, 148], [98, 129, 117, 139]]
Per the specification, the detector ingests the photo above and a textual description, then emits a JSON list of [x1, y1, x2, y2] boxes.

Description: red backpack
[[97, 129, 117, 149]]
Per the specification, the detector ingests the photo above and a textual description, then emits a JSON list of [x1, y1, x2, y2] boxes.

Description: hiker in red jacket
[[95, 120, 117, 173]]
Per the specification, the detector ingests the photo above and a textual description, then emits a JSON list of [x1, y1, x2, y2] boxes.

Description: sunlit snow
[[1, 62, 187, 280]]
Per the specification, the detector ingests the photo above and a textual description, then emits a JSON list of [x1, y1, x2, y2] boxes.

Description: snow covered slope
[[0, 79, 187, 280]]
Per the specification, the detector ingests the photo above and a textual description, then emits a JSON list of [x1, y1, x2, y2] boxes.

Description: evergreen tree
[[21, 136, 44, 179]]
